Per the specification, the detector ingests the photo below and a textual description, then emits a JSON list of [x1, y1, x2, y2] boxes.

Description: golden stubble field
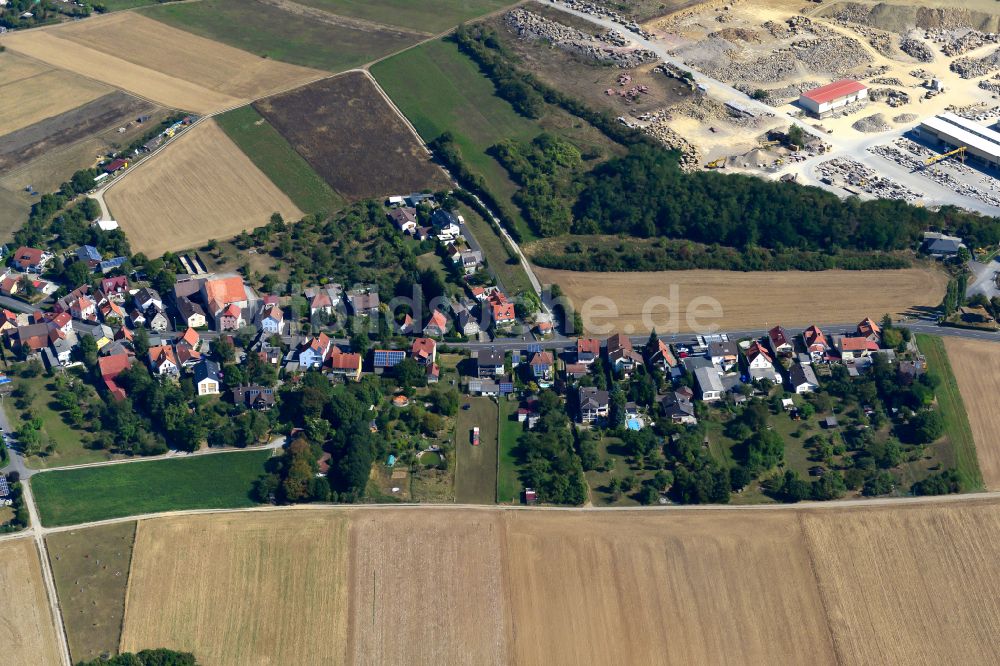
[[0, 51, 110, 137], [0, 537, 63, 665], [943, 337, 1000, 489], [120, 511, 351, 665], [0, 12, 325, 114], [105, 119, 302, 257], [117, 500, 1000, 666], [533, 265, 948, 334]]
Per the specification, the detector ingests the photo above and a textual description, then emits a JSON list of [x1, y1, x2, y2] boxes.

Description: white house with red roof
[[411, 337, 437, 365], [798, 79, 867, 118], [10, 246, 52, 273], [802, 325, 829, 361], [767, 325, 794, 357], [423, 310, 449, 338]]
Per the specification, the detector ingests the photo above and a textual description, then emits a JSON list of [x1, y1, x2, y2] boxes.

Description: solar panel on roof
[[0, 476, 9, 497], [527, 344, 542, 353]]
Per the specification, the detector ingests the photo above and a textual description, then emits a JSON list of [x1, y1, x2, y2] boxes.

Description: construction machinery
[[923, 145, 966, 168], [759, 139, 781, 148], [705, 157, 727, 169]]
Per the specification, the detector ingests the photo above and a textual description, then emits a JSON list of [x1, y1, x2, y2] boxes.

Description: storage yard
[[514, 0, 1000, 213]]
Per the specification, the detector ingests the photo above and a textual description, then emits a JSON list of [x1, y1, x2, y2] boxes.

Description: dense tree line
[[534, 237, 914, 272], [516, 390, 587, 504], [491, 134, 584, 237], [76, 649, 197, 666], [574, 146, 1000, 252]]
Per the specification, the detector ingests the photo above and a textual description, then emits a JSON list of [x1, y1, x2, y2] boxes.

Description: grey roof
[[789, 362, 819, 387], [926, 238, 963, 254], [694, 366, 724, 393], [476, 348, 505, 366], [579, 386, 610, 409], [708, 340, 738, 357], [683, 356, 714, 372], [194, 359, 221, 384], [177, 296, 206, 321]]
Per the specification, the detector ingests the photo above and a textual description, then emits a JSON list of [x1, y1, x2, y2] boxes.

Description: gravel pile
[[900, 38, 935, 61], [851, 113, 891, 133], [929, 28, 1000, 56], [642, 119, 700, 171], [504, 8, 656, 68], [816, 157, 919, 201], [558, 0, 652, 39], [869, 88, 911, 107], [951, 47, 1000, 78], [893, 113, 918, 122], [791, 37, 874, 75]]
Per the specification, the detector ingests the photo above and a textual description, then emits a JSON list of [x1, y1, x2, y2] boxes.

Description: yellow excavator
[[705, 157, 726, 169], [924, 145, 966, 168], [759, 139, 780, 149]]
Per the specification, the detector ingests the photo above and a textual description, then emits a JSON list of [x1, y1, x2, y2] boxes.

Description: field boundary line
[[496, 397, 503, 503], [117, 520, 140, 654], [796, 513, 846, 666], [31, 489, 1000, 535]]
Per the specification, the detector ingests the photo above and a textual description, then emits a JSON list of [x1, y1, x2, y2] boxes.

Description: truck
[[471, 426, 480, 446]]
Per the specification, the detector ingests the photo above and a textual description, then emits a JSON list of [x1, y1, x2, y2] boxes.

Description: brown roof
[[13, 246, 43, 266], [98, 353, 132, 380], [411, 337, 436, 361], [768, 325, 791, 348], [577, 338, 600, 355]]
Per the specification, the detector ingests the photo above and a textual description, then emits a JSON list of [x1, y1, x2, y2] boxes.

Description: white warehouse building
[[798, 79, 868, 118], [918, 112, 1000, 169]]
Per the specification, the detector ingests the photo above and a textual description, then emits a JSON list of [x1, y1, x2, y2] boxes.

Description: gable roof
[[203, 277, 247, 307], [530, 351, 553, 367], [577, 338, 600, 356], [178, 327, 200, 348], [745, 340, 772, 363], [98, 353, 132, 380], [425, 309, 448, 332], [12, 246, 44, 266], [803, 325, 827, 349], [768, 325, 791, 348], [411, 337, 437, 361], [802, 79, 866, 104]]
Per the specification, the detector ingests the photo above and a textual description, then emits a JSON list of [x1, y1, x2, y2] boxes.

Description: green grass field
[[216, 105, 344, 215], [47, 522, 136, 662], [372, 39, 543, 240], [454, 397, 499, 504], [917, 334, 984, 491], [142, 0, 420, 71], [4, 373, 113, 469], [31, 450, 272, 527], [497, 399, 522, 503], [98, 0, 160, 10], [293, 0, 513, 34]]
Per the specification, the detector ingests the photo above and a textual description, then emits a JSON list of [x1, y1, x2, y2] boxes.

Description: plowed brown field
[[105, 119, 302, 257], [943, 337, 1000, 489], [116, 500, 1000, 666], [0, 537, 63, 665], [0, 12, 325, 113], [532, 265, 948, 334]]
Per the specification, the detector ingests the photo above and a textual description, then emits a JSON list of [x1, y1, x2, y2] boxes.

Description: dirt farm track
[[105, 119, 302, 257], [533, 265, 949, 334], [110, 500, 1000, 665]]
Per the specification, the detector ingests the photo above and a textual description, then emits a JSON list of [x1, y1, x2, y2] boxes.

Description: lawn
[[31, 449, 272, 527], [372, 39, 542, 241], [4, 372, 113, 469], [454, 396, 499, 504], [293, 0, 514, 34], [497, 399, 522, 503], [917, 334, 984, 491], [47, 522, 136, 663], [215, 105, 344, 215], [142, 0, 420, 71], [458, 202, 534, 297]]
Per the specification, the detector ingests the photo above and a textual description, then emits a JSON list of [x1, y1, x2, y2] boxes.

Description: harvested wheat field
[[348, 509, 511, 665], [944, 337, 1000, 489], [533, 265, 947, 334], [116, 500, 1000, 665], [0, 51, 111, 137], [0, 12, 325, 113], [505, 509, 835, 664], [105, 119, 302, 257], [120, 511, 351, 665], [801, 500, 1000, 666], [0, 537, 63, 665]]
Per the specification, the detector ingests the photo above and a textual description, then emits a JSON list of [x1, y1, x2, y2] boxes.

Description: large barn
[[798, 80, 868, 118], [918, 112, 1000, 169]]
